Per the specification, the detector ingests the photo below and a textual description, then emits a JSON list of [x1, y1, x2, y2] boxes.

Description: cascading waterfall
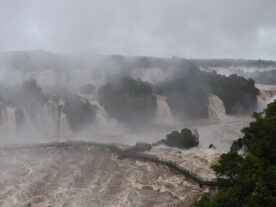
[[20, 108, 33, 131], [45, 100, 59, 137], [0, 104, 17, 136], [154, 95, 173, 125], [89, 99, 111, 129], [56, 98, 71, 138], [257, 90, 269, 111], [0, 94, 121, 141], [0, 99, 72, 141], [208, 95, 226, 120], [44, 99, 72, 139], [58, 111, 71, 138], [80, 93, 112, 129], [256, 84, 276, 111], [6, 106, 17, 133]]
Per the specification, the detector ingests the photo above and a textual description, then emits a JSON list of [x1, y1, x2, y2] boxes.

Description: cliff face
[[98, 77, 157, 128], [0, 51, 266, 146], [0, 51, 261, 123]]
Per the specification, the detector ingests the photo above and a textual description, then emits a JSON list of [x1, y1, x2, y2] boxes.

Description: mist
[[0, 0, 276, 60], [0, 51, 272, 150], [1, 1, 276, 206]]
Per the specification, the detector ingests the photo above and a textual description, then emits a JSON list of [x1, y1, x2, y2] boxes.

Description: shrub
[[164, 128, 199, 149]]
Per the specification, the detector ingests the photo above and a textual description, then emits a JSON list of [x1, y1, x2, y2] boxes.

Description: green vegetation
[[163, 128, 199, 149], [156, 62, 210, 119], [155, 61, 259, 119], [209, 73, 259, 114], [193, 101, 276, 207], [98, 77, 156, 127], [63, 95, 96, 131], [21, 79, 46, 106]]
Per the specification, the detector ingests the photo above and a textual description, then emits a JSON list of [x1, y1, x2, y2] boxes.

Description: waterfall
[[45, 100, 59, 137], [89, 99, 110, 129], [154, 95, 173, 125], [257, 92, 276, 111], [0, 104, 17, 135], [43, 98, 72, 139], [208, 95, 226, 120], [0, 98, 74, 141], [57, 98, 72, 138], [256, 84, 276, 111], [59, 111, 71, 138], [20, 108, 33, 131], [6, 106, 17, 133], [257, 90, 269, 111]]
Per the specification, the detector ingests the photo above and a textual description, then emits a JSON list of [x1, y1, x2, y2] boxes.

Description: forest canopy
[[193, 101, 276, 207]]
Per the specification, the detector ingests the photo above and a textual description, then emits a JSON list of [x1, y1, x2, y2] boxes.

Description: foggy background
[[0, 0, 275, 149], [0, 0, 276, 59], [1, 2, 276, 206]]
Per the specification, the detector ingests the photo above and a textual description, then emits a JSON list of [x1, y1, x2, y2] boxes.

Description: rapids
[[1, 57, 276, 206], [0, 146, 210, 207]]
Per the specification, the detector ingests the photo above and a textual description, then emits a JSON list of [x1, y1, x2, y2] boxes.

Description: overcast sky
[[0, 0, 276, 59]]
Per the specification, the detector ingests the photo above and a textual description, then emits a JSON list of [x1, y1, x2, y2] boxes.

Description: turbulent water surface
[[0, 146, 216, 207], [1, 56, 276, 206]]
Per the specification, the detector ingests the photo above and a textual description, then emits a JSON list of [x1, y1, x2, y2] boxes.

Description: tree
[[194, 101, 276, 207], [63, 95, 96, 131], [212, 152, 244, 185], [164, 128, 199, 149], [98, 77, 156, 127]]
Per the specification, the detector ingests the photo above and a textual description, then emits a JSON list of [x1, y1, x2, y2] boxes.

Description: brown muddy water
[[0, 146, 215, 207]]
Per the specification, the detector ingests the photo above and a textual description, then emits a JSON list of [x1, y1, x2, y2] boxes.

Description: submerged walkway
[[0, 140, 219, 187]]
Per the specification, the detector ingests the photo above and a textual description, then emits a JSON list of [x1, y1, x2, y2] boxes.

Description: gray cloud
[[0, 0, 276, 59]]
